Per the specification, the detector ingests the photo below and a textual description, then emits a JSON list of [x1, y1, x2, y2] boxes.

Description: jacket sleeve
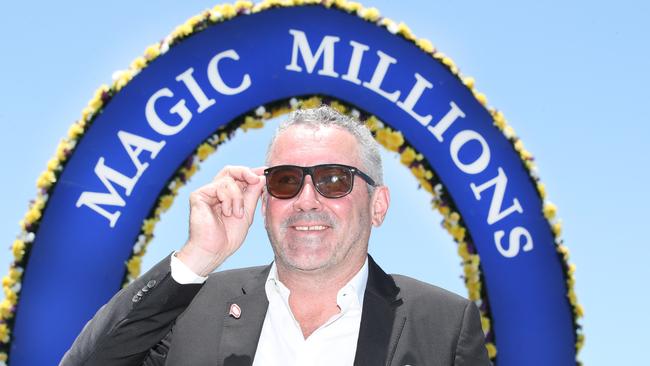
[[453, 301, 491, 366], [59, 254, 203, 366]]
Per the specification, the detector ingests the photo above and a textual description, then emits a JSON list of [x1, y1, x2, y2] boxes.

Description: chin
[[280, 252, 333, 272]]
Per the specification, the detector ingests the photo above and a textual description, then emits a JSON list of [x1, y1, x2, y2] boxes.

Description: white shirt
[[170, 254, 369, 365]]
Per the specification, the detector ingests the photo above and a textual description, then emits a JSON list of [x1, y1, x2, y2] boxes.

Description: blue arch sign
[[7, 2, 578, 365]]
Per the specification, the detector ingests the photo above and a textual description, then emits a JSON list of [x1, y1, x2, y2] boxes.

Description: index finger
[[217, 166, 261, 184]]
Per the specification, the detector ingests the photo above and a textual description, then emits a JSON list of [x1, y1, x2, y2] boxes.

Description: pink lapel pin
[[229, 303, 242, 319]]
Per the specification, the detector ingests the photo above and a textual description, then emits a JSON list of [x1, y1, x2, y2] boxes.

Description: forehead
[[268, 125, 361, 166]]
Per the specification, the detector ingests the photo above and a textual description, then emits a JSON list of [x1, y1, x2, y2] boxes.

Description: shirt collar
[[265, 257, 369, 310]]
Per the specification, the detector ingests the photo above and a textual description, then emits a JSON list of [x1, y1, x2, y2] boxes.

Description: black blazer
[[61, 255, 489, 365]]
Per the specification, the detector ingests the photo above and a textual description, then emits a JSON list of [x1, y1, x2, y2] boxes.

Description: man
[[61, 106, 490, 365]]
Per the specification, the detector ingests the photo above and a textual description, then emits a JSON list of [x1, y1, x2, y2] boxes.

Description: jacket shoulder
[[391, 274, 473, 312]]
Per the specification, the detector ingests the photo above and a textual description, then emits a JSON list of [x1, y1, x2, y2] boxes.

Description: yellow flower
[[450, 225, 466, 242], [400, 147, 417, 165], [0, 299, 12, 319], [536, 182, 547, 199], [186, 14, 204, 28], [158, 195, 174, 213], [4, 288, 16, 304], [485, 342, 497, 358], [197, 143, 216, 161], [503, 125, 516, 139], [543, 202, 557, 220], [364, 116, 383, 131], [359, 7, 380, 22], [457, 242, 469, 259], [67, 123, 84, 139], [568, 263, 576, 275], [270, 106, 292, 118], [301, 96, 321, 109], [36, 170, 56, 189], [438, 205, 450, 216], [492, 110, 506, 129], [513, 140, 524, 152], [170, 178, 183, 195], [113, 70, 133, 91], [221, 4, 237, 18], [1, 276, 13, 289], [144, 44, 160, 61], [519, 149, 533, 161], [467, 280, 481, 301], [574, 303, 584, 317], [576, 333, 585, 350], [329, 100, 347, 114], [172, 23, 193, 38], [416, 38, 434, 53], [551, 220, 562, 236], [88, 85, 107, 110], [463, 77, 475, 90], [0, 352, 7, 362], [234, 1, 253, 11], [567, 289, 577, 305], [420, 180, 433, 193], [241, 116, 264, 132], [12, 240, 25, 262], [8, 268, 21, 282], [0, 323, 9, 342], [556, 244, 570, 257], [343, 1, 362, 13], [130, 56, 147, 71], [184, 164, 199, 180], [126, 256, 142, 278], [480, 316, 491, 334], [142, 218, 158, 236], [24, 206, 42, 225], [380, 129, 404, 152], [397, 22, 414, 40], [81, 106, 93, 123], [410, 165, 426, 179], [439, 54, 456, 69], [474, 92, 488, 106], [449, 212, 460, 223]]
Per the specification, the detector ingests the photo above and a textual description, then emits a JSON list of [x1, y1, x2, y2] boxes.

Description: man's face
[[262, 125, 387, 275]]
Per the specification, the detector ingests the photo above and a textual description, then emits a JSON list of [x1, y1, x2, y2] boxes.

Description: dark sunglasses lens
[[314, 166, 353, 198], [267, 167, 303, 198]]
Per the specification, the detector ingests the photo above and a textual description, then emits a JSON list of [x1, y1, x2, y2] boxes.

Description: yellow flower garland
[[0, 1, 584, 363]]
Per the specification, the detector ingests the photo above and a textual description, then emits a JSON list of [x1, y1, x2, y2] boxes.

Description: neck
[[275, 255, 366, 297]]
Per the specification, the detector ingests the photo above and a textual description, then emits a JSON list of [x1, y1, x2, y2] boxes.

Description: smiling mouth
[[293, 225, 328, 231]]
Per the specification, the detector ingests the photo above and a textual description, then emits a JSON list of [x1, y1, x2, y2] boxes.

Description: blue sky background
[[1, 1, 648, 364]]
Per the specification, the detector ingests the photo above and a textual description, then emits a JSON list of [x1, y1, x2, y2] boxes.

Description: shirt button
[[132, 294, 141, 303], [147, 280, 157, 288]]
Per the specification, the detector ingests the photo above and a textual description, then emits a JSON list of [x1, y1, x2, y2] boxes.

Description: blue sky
[[1, 1, 648, 364]]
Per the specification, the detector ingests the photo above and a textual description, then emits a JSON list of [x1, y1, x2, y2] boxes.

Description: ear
[[261, 189, 268, 216], [370, 186, 390, 227]]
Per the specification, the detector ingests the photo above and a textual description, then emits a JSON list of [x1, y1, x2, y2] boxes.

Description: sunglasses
[[264, 164, 377, 199]]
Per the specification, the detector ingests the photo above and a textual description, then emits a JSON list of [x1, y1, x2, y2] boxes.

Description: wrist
[[176, 242, 225, 277]]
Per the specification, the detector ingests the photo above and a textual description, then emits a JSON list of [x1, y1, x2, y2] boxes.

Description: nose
[[292, 175, 322, 212]]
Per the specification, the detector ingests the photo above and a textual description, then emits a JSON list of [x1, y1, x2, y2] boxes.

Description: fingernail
[[239, 207, 244, 217]]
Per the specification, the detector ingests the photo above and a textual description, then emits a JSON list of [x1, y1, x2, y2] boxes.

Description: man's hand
[[176, 166, 266, 276]]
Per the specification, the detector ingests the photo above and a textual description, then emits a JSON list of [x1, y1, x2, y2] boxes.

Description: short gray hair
[[265, 105, 383, 186]]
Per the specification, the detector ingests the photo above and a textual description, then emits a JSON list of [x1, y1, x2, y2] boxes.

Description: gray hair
[[265, 105, 384, 187]]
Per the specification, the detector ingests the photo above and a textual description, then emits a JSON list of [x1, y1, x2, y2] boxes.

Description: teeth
[[295, 225, 327, 231]]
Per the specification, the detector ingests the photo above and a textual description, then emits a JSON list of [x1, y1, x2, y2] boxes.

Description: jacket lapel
[[354, 256, 405, 366], [218, 266, 270, 366]]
